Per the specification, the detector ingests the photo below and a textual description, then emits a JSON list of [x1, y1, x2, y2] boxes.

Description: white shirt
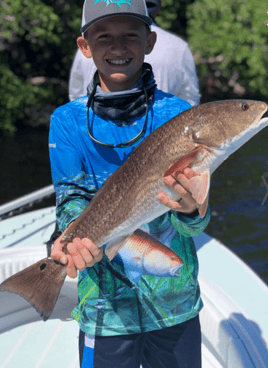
[[68, 23, 200, 106]]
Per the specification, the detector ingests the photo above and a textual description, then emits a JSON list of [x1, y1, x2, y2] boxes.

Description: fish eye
[[241, 103, 249, 111], [171, 256, 175, 260], [40, 263, 47, 271]]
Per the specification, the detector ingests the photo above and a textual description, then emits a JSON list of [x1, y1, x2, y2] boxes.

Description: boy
[[68, 0, 200, 106], [50, 0, 210, 367]]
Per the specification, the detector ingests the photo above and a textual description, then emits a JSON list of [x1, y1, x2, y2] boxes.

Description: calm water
[[1, 121, 268, 284]]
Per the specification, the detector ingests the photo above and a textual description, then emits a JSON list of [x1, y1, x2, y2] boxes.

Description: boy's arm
[[49, 113, 98, 231], [49, 113, 102, 277]]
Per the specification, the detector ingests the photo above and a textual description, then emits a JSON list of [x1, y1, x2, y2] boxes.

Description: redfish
[[114, 229, 183, 283], [1, 100, 267, 321]]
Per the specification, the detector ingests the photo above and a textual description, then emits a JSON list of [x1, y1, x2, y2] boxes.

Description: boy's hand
[[51, 224, 103, 278], [157, 167, 209, 218]]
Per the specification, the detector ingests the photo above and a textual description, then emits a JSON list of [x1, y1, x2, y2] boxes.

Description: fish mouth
[[210, 108, 268, 165], [259, 117, 268, 126], [170, 264, 183, 277], [240, 102, 267, 135], [251, 104, 268, 129]]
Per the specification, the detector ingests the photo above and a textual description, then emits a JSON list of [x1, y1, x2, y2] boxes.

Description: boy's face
[[77, 16, 156, 92]]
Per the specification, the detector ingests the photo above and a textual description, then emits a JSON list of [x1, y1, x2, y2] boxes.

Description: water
[[0, 126, 52, 203], [0, 122, 268, 285], [206, 127, 268, 284]]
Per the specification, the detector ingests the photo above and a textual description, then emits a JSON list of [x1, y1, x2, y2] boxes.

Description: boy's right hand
[[51, 224, 103, 278]]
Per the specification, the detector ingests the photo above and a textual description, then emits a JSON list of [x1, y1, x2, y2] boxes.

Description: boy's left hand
[[51, 224, 103, 278], [157, 167, 209, 218]]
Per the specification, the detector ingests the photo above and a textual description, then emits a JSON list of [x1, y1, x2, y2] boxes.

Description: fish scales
[[62, 121, 181, 248], [62, 104, 206, 247], [62, 100, 268, 250]]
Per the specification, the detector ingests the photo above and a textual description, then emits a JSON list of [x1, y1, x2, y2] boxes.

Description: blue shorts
[[79, 315, 201, 368]]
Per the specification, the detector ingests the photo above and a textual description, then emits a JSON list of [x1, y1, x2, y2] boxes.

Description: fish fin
[[189, 169, 210, 205], [163, 146, 206, 178], [0, 258, 67, 321], [105, 235, 131, 261], [164, 160, 187, 178]]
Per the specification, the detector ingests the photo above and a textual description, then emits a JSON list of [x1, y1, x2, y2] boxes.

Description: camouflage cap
[[81, 0, 153, 35]]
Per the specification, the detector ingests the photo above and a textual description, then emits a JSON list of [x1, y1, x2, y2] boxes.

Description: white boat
[[0, 186, 268, 368]]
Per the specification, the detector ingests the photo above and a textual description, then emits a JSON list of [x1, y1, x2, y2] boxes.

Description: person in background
[[68, 0, 200, 106]]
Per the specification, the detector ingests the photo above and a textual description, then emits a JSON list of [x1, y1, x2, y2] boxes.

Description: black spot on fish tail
[[0, 258, 67, 321], [40, 263, 47, 271]]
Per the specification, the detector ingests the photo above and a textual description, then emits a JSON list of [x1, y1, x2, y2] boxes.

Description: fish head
[[186, 100, 268, 174], [143, 248, 183, 277]]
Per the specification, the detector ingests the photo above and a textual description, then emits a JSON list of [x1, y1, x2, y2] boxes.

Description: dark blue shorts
[[79, 315, 201, 368]]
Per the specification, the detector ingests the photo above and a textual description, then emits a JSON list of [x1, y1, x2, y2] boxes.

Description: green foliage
[[187, 0, 268, 97], [156, 0, 194, 39], [0, 67, 53, 133], [1, 0, 268, 134], [0, 0, 84, 133]]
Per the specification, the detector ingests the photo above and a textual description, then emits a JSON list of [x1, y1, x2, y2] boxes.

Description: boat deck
[[1, 208, 268, 367]]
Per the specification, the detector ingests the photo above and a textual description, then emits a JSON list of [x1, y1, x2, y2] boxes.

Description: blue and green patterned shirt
[[49, 88, 210, 336]]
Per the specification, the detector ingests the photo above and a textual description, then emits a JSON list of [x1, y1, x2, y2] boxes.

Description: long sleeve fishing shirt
[[49, 88, 210, 337]]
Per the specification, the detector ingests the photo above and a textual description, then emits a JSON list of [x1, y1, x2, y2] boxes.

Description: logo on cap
[[93, 0, 133, 7]]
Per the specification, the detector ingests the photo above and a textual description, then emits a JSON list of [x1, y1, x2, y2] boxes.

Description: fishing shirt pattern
[[49, 88, 210, 336]]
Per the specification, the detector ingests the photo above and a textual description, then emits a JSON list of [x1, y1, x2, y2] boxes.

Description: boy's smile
[[106, 59, 132, 65], [77, 15, 156, 92]]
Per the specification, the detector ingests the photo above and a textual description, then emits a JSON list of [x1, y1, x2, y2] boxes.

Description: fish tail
[[0, 258, 67, 321]]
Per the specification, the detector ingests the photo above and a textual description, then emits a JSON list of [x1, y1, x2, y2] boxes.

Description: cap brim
[[81, 13, 153, 34]]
